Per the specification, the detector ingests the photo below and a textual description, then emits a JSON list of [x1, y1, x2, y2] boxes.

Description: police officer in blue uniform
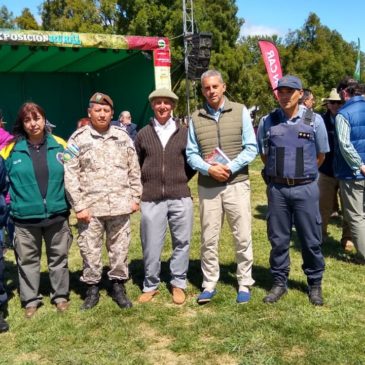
[[257, 75, 329, 306]]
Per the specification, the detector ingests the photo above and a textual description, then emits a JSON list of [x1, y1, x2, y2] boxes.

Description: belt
[[270, 177, 315, 186]]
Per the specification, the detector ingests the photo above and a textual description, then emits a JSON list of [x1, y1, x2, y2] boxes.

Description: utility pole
[[182, 0, 194, 119]]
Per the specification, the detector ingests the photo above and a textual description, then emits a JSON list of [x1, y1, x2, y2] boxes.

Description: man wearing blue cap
[[257, 75, 329, 305]]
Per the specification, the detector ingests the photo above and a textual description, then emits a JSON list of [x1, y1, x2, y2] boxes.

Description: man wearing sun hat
[[134, 88, 195, 305], [257, 75, 329, 306], [64, 92, 142, 310], [318, 89, 353, 251]]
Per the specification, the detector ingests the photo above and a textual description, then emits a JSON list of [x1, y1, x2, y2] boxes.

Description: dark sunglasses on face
[[328, 101, 342, 105]]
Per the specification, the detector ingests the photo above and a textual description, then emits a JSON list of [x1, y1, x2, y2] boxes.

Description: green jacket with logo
[[0, 134, 69, 219]]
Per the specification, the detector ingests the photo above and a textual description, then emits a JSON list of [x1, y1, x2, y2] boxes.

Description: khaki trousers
[[198, 180, 254, 291]]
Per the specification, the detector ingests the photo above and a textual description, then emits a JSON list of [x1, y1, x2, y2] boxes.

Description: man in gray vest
[[186, 69, 257, 304]]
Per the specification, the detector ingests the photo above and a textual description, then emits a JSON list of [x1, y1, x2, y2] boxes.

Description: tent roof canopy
[[0, 29, 170, 73], [0, 44, 140, 73]]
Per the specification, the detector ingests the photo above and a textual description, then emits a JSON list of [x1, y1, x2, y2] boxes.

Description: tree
[[10, 2, 362, 117], [41, 0, 107, 33], [235, 13, 361, 117], [0, 5, 15, 29], [282, 13, 359, 100], [15, 8, 40, 30]]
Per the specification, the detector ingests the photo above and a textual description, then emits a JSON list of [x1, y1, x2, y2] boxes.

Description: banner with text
[[258, 40, 283, 98]]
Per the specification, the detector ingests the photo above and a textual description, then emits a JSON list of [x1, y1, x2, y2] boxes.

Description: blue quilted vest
[[334, 96, 365, 180], [265, 109, 318, 179]]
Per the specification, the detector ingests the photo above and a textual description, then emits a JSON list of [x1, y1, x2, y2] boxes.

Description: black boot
[[0, 305, 9, 333], [263, 285, 287, 304], [80, 285, 100, 310], [308, 285, 323, 306], [111, 281, 132, 309]]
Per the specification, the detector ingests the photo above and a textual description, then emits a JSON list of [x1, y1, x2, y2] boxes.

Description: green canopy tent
[[0, 29, 172, 138]]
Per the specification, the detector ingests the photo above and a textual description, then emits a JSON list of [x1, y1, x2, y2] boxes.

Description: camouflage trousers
[[77, 215, 131, 285]]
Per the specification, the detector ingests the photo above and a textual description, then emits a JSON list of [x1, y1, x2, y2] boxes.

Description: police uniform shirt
[[257, 105, 330, 156]]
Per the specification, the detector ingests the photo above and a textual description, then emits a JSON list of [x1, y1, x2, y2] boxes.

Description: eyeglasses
[[328, 101, 342, 105]]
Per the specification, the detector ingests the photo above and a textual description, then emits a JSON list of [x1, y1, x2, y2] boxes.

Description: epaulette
[[302, 108, 314, 125], [111, 124, 123, 130], [70, 125, 89, 139]]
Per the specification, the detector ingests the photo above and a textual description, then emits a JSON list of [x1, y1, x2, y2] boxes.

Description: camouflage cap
[[148, 88, 179, 102], [89, 92, 114, 108]]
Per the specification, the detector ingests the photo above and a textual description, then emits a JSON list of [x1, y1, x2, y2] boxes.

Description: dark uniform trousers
[[0, 248, 7, 307], [267, 180, 325, 286]]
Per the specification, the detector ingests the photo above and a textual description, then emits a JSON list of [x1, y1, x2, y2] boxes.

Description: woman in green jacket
[[1, 102, 71, 318]]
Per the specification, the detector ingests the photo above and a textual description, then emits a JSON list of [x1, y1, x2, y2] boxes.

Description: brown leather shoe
[[172, 287, 186, 305], [56, 301, 70, 313], [138, 290, 159, 303], [25, 306, 38, 319]]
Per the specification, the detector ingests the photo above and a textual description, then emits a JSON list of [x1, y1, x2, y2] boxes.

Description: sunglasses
[[328, 101, 342, 105]]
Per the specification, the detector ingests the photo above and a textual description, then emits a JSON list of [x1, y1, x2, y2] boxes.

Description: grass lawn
[[2, 157, 365, 365]]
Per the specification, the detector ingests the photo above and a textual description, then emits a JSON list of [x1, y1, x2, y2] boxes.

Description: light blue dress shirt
[[186, 100, 258, 175]]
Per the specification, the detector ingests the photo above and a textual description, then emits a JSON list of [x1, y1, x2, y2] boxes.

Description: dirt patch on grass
[[283, 345, 307, 362], [14, 352, 52, 365], [137, 324, 237, 365], [138, 324, 191, 365]]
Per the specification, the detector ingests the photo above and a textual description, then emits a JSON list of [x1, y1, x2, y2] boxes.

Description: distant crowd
[[0, 69, 364, 334]]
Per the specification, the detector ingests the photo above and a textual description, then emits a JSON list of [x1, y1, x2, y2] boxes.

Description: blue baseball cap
[[275, 75, 302, 90]]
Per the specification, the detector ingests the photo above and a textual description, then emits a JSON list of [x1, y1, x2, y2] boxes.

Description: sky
[[1, 0, 364, 47]]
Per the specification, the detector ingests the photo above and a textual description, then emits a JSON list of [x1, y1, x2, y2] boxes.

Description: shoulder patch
[[63, 142, 80, 162]]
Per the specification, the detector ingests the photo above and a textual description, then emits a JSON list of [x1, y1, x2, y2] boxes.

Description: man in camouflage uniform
[[64, 92, 142, 310]]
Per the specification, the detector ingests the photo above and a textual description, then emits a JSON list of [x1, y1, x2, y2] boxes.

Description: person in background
[[0, 157, 9, 332], [334, 77, 365, 262], [318, 89, 353, 250], [135, 88, 195, 305], [64, 92, 142, 310], [0, 110, 13, 149], [77, 117, 90, 129], [0, 102, 72, 318], [186, 70, 257, 304], [0, 110, 14, 250], [299, 88, 315, 110], [257, 75, 329, 306], [111, 111, 138, 141]]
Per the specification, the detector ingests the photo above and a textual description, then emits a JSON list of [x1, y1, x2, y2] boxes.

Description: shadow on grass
[[290, 228, 353, 264], [253, 204, 267, 220], [129, 258, 308, 294], [4, 252, 17, 301], [4, 255, 119, 306]]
